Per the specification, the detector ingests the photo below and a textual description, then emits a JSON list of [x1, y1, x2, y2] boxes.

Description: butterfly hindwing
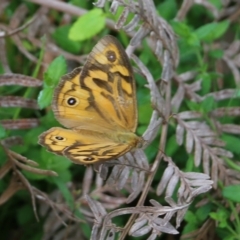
[[39, 127, 136, 164]]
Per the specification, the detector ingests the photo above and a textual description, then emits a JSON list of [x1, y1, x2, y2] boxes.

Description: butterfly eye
[[84, 157, 94, 161], [55, 136, 65, 141], [67, 97, 78, 106], [106, 50, 116, 62]]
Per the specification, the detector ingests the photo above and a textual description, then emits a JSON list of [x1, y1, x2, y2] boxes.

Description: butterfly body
[[39, 35, 142, 165]]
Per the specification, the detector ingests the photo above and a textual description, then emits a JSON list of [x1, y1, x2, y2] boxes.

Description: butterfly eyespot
[[67, 97, 78, 106], [106, 50, 116, 62], [55, 136, 65, 141]]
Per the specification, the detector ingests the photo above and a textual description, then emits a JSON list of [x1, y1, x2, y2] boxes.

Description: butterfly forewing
[[79, 35, 138, 132]]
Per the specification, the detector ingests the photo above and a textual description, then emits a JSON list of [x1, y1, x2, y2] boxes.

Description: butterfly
[[38, 35, 143, 165]]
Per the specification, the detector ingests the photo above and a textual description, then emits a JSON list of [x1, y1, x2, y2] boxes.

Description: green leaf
[[44, 56, 67, 87], [209, 209, 228, 228], [186, 33, 200, 47], [171, 21, 191, 38], [200, 72, 211, 94], [201, 96, 215, 112], [185, 155, 194, 172], [0, 124, 6, 139], [0, 147, 6, 165], [40, 149, 71, 173], [222, 135, 240, 155], [222, 236, 239, 240], [165, 134, 179, 156], [69, 8, 105, 41], [144, 142, 158, 162], [209, 0, 222, 9], [157, 0, 177, 20], [52, 25, 82, 54], [137, 88, 152, 125], [184, 211, 199, 225], [182, 222, 198, 235], [196, 203, 212, 222], [209, 49, 224, 59], [25, 127, 45, 146], [171, 21, 200, 48], [235, 89, 240, 97], [195, 21, 229, 42], [0, 62, 4, 74], [186, 100, 201, 111], [38, 87, 54, 109], [195, 23, 216, 40], [70, 0, 89, 8], [222, 185, 240, 202], [17, 205, 34, 225], [38, 56, 67, 109]]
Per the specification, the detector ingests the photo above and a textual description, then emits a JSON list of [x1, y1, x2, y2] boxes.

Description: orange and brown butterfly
[[38, 35, 143, 165]]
